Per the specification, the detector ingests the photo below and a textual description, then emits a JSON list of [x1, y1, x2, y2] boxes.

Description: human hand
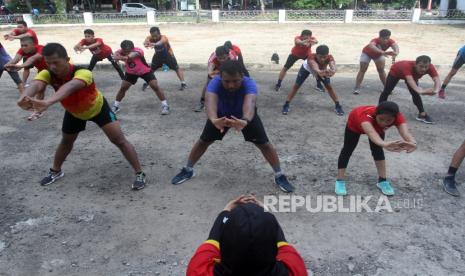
[[226, 116, 248, 132], [223, 195, 258, 211], [211, 117, 228, 133], [29, 98, 50, 113], [17, 95, 33, 110]]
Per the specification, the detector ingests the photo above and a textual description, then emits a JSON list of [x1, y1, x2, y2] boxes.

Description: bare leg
[[52, 132, 79, 171], [374, 59, 387, 86], [148, 79, 166, 101], [115, 80, 132, 102], [286, 83, 301, 102], [186, 139, 214, 165], [101, 121, 142, 173], [22, 68, 30, 83], [442, 68, 458, 88], [450, 140, 465, 169], [354, 62, 369, 89], [325, 84, 339, 103], [278, 67, 289, 83], [254, 143, 281, 169], [175, 68, 185, 82], [337, 168, 346, 180]]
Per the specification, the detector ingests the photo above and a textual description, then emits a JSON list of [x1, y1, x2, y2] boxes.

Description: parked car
[[120, 3, 155, 15]]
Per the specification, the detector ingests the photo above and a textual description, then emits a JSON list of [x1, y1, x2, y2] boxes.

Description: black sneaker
[[416, 114, 434, 124], [132, 172, 146, 190], [142, 83, 148, 91], [275, 83, 281, 92], [335, 105, 344, 116], [275, 174, 294, 193], [180, 83, 187, 91], [40, 168, 64, 186], [172, 167, 195, 185], [282, 102, 290, 115], [443, 176, 460, 196]]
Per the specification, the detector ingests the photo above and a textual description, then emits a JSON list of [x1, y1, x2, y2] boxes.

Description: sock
[[113, 101, 120, 107], [277, 79, 282, 86], [336, 178, 344, 182], [136, 171, 143, 175], [447, 166, 458, 177], [161, 100, 168, 106], [378, 177, 387, 183], [272, 165, 283, 177], [441, 84, 447, 90], [285, 101, 290, 105], [185, 160, 194, 171], [200, 97, 205, 103]]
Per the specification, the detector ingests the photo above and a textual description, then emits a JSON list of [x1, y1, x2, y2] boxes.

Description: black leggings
[[88, 54, 125, 80], [338, 126, 385, 169], [379, 74, 425, 113]]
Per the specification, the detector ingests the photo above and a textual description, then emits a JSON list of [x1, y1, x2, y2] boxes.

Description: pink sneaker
[[438, 89, 445, 99]]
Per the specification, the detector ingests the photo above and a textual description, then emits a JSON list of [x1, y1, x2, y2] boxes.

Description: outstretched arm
[[405, 75, 435, 95], [361, 122, 403, 152], [29, 79, 86, 112], [396, 123, 417, 153], [17, 80, 47, 109]]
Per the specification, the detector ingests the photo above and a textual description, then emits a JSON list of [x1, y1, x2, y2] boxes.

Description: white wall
[[457, 0, 465, 11]]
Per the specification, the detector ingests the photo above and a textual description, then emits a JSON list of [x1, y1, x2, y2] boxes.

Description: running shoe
[[377, 180, 395, 196], [194, 101, 205, 112], [161, 104, 170, 115], [315, 81, 325, 92], [132, 172, 146, 190], [40, 168, 64, 186], [275, 174, 294, 193], [443, 176, 460, 196], [282, 102, 290, 115], [112, 105, 120, 114], [275, 83, 281, 92], [335, 105, 344, 116], [438, 88, 445, 99], [172, 167, 195, 185], [142, 83, 148, 91], [416, 114, 434, 124], [335, 180, 347, 196], [353, 88, 360, 95], [180, 83, 187, 91]]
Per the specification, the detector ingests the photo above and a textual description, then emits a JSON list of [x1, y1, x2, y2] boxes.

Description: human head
[[215, 46, 229, 63], [42, 43, 70, 75], [415, 55, 432, 75], [16, 20, 28, 33], [315, 45, 329, 62], [218, 203, 280, 275], [19, 37, 36, 54], [83, 29, 95, 42], [376, 101, 399, 128], [120, 40, 134, 55], [379, 29, 391, 44], [150, 26, 161, 40], [223, 41, 233, 52], [220, 60, 243, 92], [301, 29, 312, 39]]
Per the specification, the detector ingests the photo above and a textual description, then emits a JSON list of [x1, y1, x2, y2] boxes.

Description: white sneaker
[[161, 104, 170, 115], [112, 105, 120, 113]]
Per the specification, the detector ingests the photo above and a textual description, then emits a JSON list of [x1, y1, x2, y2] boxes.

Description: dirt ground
[[1, 23, 465, 276], [1, 23, 464, 67]]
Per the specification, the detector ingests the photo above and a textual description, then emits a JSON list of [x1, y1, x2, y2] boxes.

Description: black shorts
[[452, 52, 465, 70], [284, 54, 305, 69], [200, 113, 269, 144], [62, 98, 117, 134], [124, 71, 156, 85], [151, 54, 179, 71]]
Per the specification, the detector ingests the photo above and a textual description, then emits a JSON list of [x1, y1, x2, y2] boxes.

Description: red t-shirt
[[230, 45, 242, 56], [208, 50, 238, 70], [291, 36, 316, 59], [12, 28, 39, 45], [362, 38, 396, 59], [347, 106, 406, 135], [389, 60, 438, 81], [79, 38, 112, 60], [187, 241, 308, 276], [17, 44, 47, 71], [307, 53, 334, 70]]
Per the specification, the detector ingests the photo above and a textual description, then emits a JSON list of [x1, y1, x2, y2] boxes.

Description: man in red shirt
[[187, 195, 308, 276], [353, 29, 399, 94], [73, 29, 124, 80], [5, 36, 48, 120], [4, 20, 39, 87], [379, 55, 440, 124], [281, 45, 344, 116], [223, 40, 249, 77], [336, 101, 417, 196], [275, 30, 318, 91], [194, 45, 238, 112]]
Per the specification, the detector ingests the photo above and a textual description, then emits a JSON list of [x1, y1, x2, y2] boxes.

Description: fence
[[2, 9, 465, 26]]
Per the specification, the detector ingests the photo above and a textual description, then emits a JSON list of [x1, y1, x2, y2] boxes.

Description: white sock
[[113, 101, 120, 107], [161, 100, 168, 106]]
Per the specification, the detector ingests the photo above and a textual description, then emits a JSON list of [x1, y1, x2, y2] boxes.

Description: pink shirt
[[116, 47, 151, 75]]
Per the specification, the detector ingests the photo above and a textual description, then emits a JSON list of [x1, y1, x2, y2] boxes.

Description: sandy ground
[[1, 64, 465, 275], [1, 23, 465, 67]]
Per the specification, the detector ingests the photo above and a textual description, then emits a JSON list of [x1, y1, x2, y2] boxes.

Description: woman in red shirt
[[335, 101, 417, 196]]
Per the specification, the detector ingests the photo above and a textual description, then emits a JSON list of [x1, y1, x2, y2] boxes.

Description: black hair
[[316, 45, 329, 55], [416, 55, 431, 64], [215, 46, 228, 57], [220, 60, 243, 76], [20, 36, 34, 44], [379, 29, 391, 38], [17, 20, 27, 27], [376, 101, 399, 118], [84, 29, 94, 35], [301, 29, 312, 36], [42, 43, 68, 59], [120, 40, 134, 50], [224, 41, 233, 51], [150, 26, 160, 34]]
